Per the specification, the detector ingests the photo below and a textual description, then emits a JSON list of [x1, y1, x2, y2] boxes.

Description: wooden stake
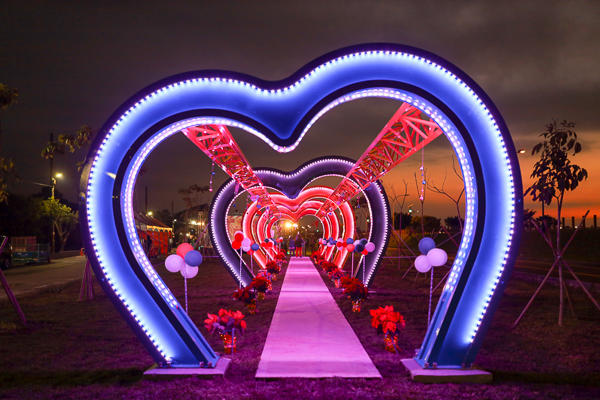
[[0, 237, 27, 325]]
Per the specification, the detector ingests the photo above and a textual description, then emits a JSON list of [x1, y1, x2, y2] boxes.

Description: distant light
[[55, 173, 63, 178], [518, 149, 526, 154], [147, 212, 153, 216]]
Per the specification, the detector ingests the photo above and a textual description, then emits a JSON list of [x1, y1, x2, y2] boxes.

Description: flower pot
[[220, 333, 237, 355], [246, 299, 258, 314], [352, 299, 363, 313], [334, 279, 342, 288], [383, 334, 399, 353], [257, 292, 265, 301]]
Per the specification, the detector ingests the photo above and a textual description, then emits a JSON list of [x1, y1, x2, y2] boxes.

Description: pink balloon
[[346, 244, 355, 252], [180, 264, 199, 279], [176, 243, 194, 258], [365, 242, 375, 252], [242, 237, 252, 247]]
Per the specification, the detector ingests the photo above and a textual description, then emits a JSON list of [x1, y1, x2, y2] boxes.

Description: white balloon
[[242, 237, 251, 247], [242, 245, 251, 252], [165, 254, 185, 273], [427, 248, 448, 267], [181, 264, 199, 279], [415, 255, 433, 273]]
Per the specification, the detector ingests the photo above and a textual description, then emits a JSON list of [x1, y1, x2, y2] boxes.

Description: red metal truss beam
[[316, 103, 444, 219], [182, 125, 281, 216]]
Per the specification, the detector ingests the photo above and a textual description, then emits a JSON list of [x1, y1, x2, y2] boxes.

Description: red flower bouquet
[[233, 286, 258, 314], [329, 268, 345, 281], [341, 277, 369, 301], [251, 276, 271, 294], [370, 305, 405, 353], [266, 260, 281, 275], [204, 309, 247, 336], [204, 309, 247, 354]]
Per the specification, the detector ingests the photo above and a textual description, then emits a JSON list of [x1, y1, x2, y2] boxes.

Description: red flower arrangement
[[275, 251, 286, 260], [266, 260, 281, 275], [329, 268, 345, 281], [322, 261, 338, 274], [204, 309, 247, 336], [370, 305, 405, 353], [204, 309, 247, 354], [233, 286, 256, 304], [370, 305, 405, 334], [341, 277, 369, 301], [233, 286, 258, 314], [251, 276, 271, 293]]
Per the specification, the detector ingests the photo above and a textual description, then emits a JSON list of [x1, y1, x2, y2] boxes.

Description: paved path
[[256, 256, 380, 379], [0, 256, 87, 300]]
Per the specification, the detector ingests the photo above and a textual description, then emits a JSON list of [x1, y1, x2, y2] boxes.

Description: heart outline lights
[[80, 43, 522, 370]]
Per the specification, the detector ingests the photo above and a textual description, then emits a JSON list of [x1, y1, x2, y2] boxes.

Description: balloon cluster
[[165, 243, 203, 278], [415, 237, 448, 273], [262, 237, 275, 249], [318, 237, 375, 255], [232, 231, 260, 255], [345, 238, 375, 255]]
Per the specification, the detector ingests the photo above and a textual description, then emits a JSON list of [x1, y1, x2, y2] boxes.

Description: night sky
[[1, 1, 598, 220]]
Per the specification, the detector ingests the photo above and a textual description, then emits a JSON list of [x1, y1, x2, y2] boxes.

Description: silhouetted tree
[[520, 120, 589, 326], [411, 215, 440, 233], [444, 216, 464, 231], [0, 83, 19, 202]]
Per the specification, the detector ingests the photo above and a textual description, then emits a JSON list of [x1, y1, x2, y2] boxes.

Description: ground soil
[[1, 256, 599, 399]]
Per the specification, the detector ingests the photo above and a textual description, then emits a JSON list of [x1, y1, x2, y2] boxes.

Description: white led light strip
[[87, 50, 515, 355]]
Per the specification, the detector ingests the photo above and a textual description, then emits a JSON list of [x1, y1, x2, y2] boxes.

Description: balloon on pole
[[165, 254, 185, 273], [415, 255, 433, 273], [427, 248, 448, 267], [418, 237, 436, 255]]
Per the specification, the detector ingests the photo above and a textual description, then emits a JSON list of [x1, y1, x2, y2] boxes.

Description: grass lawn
[[1, 255, 599, 399], [389, 229, 600, 263]]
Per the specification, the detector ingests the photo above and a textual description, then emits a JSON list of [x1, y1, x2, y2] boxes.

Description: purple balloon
[[165, 254, 185, 273], [365, 242, 375, 252], [184, 250, 203, 267]]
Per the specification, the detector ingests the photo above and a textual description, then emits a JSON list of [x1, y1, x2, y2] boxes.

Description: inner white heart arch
[[80, 44, 523, 370]]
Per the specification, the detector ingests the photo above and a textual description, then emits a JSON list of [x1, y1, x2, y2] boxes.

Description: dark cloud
[[1, 0, 598, 216]]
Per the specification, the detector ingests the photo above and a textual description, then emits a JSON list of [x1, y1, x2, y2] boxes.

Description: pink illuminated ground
[[255, 257, 381, 378]]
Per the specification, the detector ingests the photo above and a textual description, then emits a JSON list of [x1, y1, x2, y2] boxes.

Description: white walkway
[[256, 257, 381, 378]]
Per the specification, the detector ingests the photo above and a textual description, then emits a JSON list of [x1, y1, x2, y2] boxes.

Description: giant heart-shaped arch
[[80, 43, 523, 369], [209, 157, 389, 285]]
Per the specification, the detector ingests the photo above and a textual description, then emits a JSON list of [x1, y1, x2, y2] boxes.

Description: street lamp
[[50, 173, 62, 253], [51, 172, 62, 198]]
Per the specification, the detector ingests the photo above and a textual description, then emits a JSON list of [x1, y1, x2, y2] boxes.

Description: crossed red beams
[[315, 103, 443, 219], [182, 104, 443, 266]]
